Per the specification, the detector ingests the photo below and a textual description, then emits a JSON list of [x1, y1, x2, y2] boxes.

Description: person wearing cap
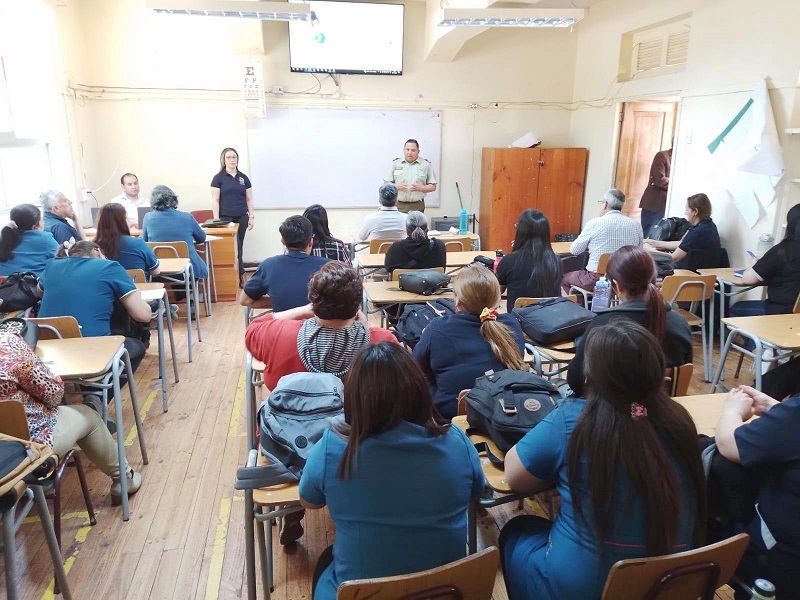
[[239, 215, 329, 313], [384, 139, 437, 214]]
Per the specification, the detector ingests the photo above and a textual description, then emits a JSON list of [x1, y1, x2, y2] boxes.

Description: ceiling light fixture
[[146, 0, 311, 22], [438, 8, 584, 27]]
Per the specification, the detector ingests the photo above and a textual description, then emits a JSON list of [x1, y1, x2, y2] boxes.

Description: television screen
[[288, 1, 404, 75]]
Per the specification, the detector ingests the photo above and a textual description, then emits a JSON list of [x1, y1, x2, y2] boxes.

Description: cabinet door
[[537, 148, 587, 237]]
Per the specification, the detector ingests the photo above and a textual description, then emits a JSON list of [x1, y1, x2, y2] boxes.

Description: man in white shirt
[[561, 188, 643, 294], [109, 173, 147, 228], [357, 183, 407, 241]]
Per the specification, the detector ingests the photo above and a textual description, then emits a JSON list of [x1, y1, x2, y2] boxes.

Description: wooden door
[[537, 148, 587, 237], [614, 101, 677, 220]]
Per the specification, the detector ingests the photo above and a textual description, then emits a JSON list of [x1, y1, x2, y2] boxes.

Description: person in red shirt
[[245, 261, 398, 391]]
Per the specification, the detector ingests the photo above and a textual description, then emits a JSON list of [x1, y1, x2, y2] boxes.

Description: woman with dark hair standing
[[302, 204, 351, 265], [501, 321, 705, 600], [566, 245, 692, 396], [383, 211, 446, 275], [644, 192, 721, 269], [731, 203, 800, 317], [414, 264, 526, 419], [0, 203, 58, 276], [496, 209, 562, 312], [210, 147, 253, 286], [300, 342, 484, 600], [95, 203, 161, 278]]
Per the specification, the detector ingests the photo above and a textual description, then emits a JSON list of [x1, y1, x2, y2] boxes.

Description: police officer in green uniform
[[384, 139, 437, 213]]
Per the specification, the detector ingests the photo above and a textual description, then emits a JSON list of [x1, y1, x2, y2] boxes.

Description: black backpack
[[393, 299, 456, 349], [465, 369, 560, 454], [647, 217, 691, 242], [651, 251, 676, 279]]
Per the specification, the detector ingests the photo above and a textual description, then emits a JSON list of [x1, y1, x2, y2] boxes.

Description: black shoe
[[279, 509, 305, 545]]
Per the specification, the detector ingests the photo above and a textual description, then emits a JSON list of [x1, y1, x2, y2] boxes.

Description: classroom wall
[[569, 0, 800, 269], [54, 0, 579, 262]]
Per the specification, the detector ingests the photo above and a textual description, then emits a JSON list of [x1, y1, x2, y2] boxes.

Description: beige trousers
[[52, 403, 124, 480]]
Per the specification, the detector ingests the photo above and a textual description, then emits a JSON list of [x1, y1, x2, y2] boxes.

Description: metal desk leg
[[165, 292, 179, 383], [192, 267, 203, 343], [157, 296, 168, 412], [245, 353, 257, 451], [207, 240, 218, 302], [33, 486, 74, 600], [111, 353, 130, 520]]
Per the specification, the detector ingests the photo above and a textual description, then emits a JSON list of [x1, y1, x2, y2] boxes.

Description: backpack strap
[[470, 439, 505, 469], [234, 448, 300, 490]]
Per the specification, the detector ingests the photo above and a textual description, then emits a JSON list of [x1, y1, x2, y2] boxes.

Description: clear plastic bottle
[[459, 208, 468, 235], [591, 276, 611, 312], [757, 234, 775, 258], [493, 250, 504, 273], [750, 578, 776, 599]]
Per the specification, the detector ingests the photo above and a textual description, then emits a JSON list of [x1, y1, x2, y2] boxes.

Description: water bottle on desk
[[459, 209, 468, 235], [756, 234, 774, 258], [750, 578, 776, 599], [493, 250, 504, 272], [591, 276, 611, 312]]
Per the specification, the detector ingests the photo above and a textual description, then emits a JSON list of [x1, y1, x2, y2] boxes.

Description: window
[[0, 145, 52, 211], [618, 14, 692, 82]]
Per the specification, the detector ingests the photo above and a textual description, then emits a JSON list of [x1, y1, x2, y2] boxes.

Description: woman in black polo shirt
[[210, 147, 254, 287]]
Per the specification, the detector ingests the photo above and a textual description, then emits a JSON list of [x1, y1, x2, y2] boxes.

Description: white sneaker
[[110, 468, 143, 506]]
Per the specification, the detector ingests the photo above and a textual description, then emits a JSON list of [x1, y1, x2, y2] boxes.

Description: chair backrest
[[600, 533, 749, 600], [596, 252, 613, 275], [190, 209, 214, 224], [660, 274, 717, 304], [336, 546, 499, 600], [126, 269, 146, 283], [370, 239, 397, 254], [793, 291, 800, 314], [391, 266, 446, 282], [664, 363, 693, 396], [561, 252, 589, 274], [0, 401, 32, 440], [514, 295, 578, 308], [457, 389, 470, 416], [442, 236, 471, 253], [684, 247, 729, 272], [146, 241, 189, 259], [29, 316, 83, 340]]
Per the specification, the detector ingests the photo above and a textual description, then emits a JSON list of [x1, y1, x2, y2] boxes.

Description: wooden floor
[[1, 301, 748, 599]]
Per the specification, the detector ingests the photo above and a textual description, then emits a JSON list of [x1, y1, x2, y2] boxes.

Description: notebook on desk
[[203, 218, 233, 228]]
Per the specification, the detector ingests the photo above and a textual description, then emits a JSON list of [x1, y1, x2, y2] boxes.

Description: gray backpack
[[237, 372, 344, 489]]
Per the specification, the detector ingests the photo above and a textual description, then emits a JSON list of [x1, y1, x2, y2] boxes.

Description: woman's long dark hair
[[94, 203, 131, 260], [0, 204, 41, 262], [606, 246, 666, 340], [303, 204, 334, 243], [566, 321, 706, 557], [510, 209, 562, 296], [336, 342, 448, 479], [779, 203, 800, 265]]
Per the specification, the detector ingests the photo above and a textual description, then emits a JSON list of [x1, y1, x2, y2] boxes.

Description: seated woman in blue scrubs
[[300, 342, 485, 600], [0, 203, 58, 276], [38, 241, 153, 372], [644, 192, 721, 269], [94, 203, 160, 279], [500, 320, 706, 600]]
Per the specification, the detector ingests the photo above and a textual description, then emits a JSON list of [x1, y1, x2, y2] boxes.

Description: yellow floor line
[[38, 522, 93, 600], [204, 497, 233, 600], [125, 389, 158, 447]]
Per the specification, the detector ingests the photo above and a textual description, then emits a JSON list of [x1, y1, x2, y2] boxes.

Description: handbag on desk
[[0, 317, 39, 349], [0, 272, 39, 312], [397, 270, 451, 296], [512, 297, 595, 345]]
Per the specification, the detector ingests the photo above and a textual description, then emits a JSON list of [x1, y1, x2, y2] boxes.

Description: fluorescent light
[[146, 0, 311, 21], [438, 8, 584, 27]]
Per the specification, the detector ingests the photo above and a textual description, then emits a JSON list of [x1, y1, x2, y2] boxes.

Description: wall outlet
[[80, 188, 91, 202], [272, 85, 284, 95]]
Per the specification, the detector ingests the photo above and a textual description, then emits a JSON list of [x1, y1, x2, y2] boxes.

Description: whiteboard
[[246, 108, 441, 209]]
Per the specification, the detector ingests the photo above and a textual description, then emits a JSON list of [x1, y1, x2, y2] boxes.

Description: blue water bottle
[[591, 276, 610, 313], [459, 209, 468, 235]]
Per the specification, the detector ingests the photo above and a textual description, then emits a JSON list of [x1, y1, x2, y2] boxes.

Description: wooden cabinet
[[202, 225, 240, 302], [479, 147, 587, 253]]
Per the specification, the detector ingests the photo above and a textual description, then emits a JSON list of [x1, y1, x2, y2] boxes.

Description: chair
[[126, 268, 147, 283], [515, 296, 579, 379], [561, 252, 589, 275], [147, 241, 204, 360], [733, 291, 800, 379], [664, 363, 693, 396], [369, 238, 397, 254], [336, 546, 499, 600], [190, 209, 214, 224], [0, 402, 96, 551], [32, 316, 83, 340], [684, 247, 730, 272], [600, 533, 749, 600], [441, 236, 471, 252], [660, 274, 717, 382], [243, 297, 273, 329], [568, 252, 612, 309]]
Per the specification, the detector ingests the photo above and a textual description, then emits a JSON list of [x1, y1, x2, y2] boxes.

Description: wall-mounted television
[[288, 1, 404, 76]]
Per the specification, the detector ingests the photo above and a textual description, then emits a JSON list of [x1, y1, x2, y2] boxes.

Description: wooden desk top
[[136, 282, 165, 303], [552, 242, 573, 254], [363, 280, 455, 304], [697, 267, 752, 286], [200, 224, 239, 237], [358, 251, 486, 270], [721, 314, 800, 350], [158, 258, 190, 274], [672, 393, 730, 437], [36, 336, 124, 379]]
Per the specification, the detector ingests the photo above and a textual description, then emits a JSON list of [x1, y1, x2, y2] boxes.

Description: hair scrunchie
[[479, 307, 498, 322], [62, 239, 74, 256], [6, 220, 17, 230]]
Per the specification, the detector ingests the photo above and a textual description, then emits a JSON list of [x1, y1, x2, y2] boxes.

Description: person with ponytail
[[413, 263, 526, 419], [383, 211, 446, 276], [500, 321, 706, 600], [0, 203, 58, 276], [566, 245, 692, 396]]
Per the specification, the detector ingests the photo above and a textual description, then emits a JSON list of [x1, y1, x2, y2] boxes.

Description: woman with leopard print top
[[0, 331, 143, 504]]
